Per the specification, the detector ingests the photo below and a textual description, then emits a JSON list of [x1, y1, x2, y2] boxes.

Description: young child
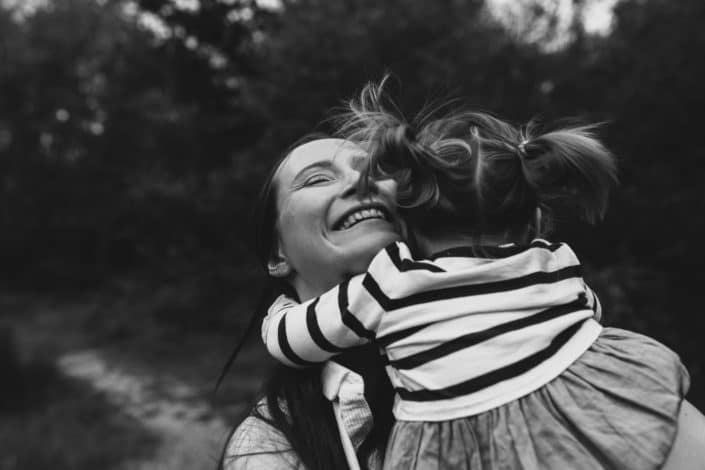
[[261, 84, 689, 469]]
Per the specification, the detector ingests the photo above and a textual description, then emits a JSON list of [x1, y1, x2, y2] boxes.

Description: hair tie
[[516, 138, 530, 160]]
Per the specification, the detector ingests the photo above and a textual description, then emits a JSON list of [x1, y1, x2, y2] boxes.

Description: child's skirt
[[384, 327, 690, 470]]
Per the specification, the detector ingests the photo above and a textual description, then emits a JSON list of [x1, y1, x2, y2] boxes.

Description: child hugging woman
[[260, 82, 690, 469]]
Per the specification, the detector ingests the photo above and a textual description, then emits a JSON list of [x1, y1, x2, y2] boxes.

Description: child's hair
[[337, 77, 618, 240]]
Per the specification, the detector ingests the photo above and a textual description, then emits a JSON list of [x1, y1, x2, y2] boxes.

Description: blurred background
[[1, 0, 703, 468]]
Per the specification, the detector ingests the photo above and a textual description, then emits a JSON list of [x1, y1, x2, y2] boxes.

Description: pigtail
[[519, 124, 618, 225], [335, 77, 451, 215]]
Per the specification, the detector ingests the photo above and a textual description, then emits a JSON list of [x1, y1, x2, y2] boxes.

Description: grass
[[0, 280, 272, 470], [0, 353, 158, 470]]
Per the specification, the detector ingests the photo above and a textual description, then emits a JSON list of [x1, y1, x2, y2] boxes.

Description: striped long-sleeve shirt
[[262, 239, 603, 421]]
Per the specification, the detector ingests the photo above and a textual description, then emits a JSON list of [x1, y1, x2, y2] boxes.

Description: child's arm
[[262, 274, 378, 368], [261, 241, 445, 368]]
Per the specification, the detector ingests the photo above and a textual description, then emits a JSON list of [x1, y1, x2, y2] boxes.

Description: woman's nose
[[340, 169, 361, 198], [341, 168, 376, 199]]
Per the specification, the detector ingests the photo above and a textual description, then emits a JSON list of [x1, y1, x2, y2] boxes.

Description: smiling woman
[[269, 138, 402, 301], [219, 136, 398, 470]]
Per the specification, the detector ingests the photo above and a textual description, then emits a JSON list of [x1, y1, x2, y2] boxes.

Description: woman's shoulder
[[222, 399, 305, 470]]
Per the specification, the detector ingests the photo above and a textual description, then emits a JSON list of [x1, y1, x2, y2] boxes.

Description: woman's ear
[[267, 249, 292, 278]]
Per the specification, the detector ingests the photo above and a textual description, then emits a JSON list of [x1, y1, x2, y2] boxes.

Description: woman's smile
[[331, 203, 392, 231]]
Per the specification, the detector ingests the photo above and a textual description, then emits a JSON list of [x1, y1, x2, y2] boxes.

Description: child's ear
[[267, 248, 292, 278]]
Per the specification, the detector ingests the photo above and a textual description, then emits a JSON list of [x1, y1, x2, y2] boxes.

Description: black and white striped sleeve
[[261, 242, 447, 368], [261, 273, 383, 368]]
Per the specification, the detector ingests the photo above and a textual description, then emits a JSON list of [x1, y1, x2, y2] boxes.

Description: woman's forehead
[[276, 138, 365, 182]]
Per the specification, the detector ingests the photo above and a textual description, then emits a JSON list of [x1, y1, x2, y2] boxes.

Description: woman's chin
[[336, 230, 401, 272]]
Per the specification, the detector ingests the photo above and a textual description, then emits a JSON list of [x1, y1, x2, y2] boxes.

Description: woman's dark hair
[[340, 77, 618, 241], [217, 134, 394, 470]]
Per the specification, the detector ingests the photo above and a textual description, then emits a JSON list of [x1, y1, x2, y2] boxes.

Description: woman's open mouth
[[333, 204, 392, 231]]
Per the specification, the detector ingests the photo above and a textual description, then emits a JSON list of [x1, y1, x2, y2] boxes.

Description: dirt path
[[58, 349, 232, 470]]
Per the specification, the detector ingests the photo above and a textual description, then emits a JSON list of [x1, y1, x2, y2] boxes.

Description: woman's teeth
[[339, 208, 387, 230]]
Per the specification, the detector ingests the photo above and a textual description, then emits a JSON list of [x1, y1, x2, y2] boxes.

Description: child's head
[[339, 79, 618, 244]]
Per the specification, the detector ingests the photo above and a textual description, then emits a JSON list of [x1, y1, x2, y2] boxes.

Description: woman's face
[[271, 138, 402, 300]]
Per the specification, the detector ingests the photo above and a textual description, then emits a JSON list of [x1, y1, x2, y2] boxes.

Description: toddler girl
[[261, 83, 689, 469]]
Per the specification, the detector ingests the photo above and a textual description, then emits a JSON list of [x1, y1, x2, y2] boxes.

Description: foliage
[[0, 371, 158, 470], [0, 0, 703, 409], [0, 325, 157, 469], [0, 327, 56, 412]]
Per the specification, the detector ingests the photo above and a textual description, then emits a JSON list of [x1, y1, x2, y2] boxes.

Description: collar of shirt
[[321, 361, 378, 470]]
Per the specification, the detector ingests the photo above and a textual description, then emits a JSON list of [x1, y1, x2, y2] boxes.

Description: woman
[[221, 136, 400, 470], [221, 135, 705, 469]]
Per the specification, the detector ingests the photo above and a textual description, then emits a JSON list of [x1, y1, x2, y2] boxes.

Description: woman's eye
[[304, 174, 333, 186]]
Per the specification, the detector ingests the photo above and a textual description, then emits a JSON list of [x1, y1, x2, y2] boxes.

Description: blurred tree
[[0, 0, 557, 288], [0, 0, 260, 286], [0, 0, 703, 403], [542, 0, 705, 407]]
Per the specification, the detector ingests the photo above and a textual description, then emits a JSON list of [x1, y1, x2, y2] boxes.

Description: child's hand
[[261, 294, 299, 343], [583, 282, 603, 323]]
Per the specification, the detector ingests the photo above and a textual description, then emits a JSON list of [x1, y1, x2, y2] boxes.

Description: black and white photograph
[[1, 0, 704, 469]]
